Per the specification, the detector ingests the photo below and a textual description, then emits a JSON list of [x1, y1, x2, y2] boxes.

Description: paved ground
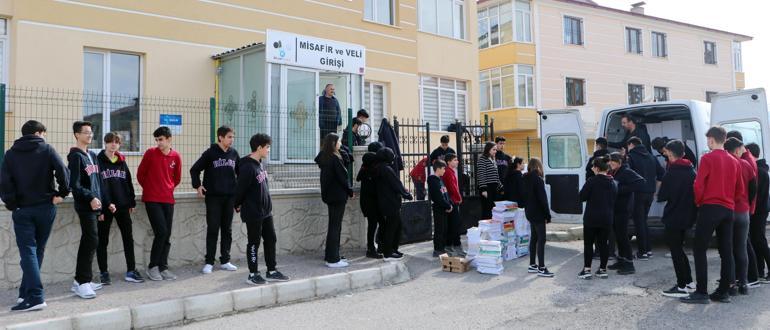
[[175, 239, 770, 330]]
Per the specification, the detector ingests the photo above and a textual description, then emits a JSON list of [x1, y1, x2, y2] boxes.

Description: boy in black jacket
[[68, 121, 109, 299], [96, 132, 143, 285], [627, 137, 665, 260], [657, 140, 697, 297], [746, 143, 770, 282], [191, 126, 240, 274], [376, 147, 413, 261], [356, 142, 384, 259], [234, 133, 289, 285], [607, 153, 644, 275], [579, 156, 618, 279], [586, 137, 610, 179], [428, 160, 453, 257]]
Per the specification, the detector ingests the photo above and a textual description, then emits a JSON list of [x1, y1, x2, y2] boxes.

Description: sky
[[593, 0, 769, 90]]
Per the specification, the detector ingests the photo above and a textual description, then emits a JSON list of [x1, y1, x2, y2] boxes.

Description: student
[[578, 156, 618, 280], [725, 137, 755, 295], [429, 135, 456, 164], [727, 131, 761, 286], [1, 120, 69, 311], [746, 143, 770, 283], [137, 126, 182, 281], [523, 158, 554, 277], [681, 127, 741, 304], [429, 160, 453, 257], [357, 109, 370, 124], [442, 153, 464, 256], [586, 138, 610, 179], [494, 137, 512, 189], [315, 133, 353, 268], [68, 121, 108, 299], [607, 152, 643, 275], [504, 157, 525, 207], [626, 137, 665, 260], [341, 118, 365, 147], [477, 142, 502, 219], [657, 140, 697, 298], [376, 147, 413, 261], [234, 133, 290, 285], [357, 142, 384, 258], [651, 137, 698, 167], [409, 156, 428, 201], [96, 132, 144, 285], [190, 126, 240, 274]]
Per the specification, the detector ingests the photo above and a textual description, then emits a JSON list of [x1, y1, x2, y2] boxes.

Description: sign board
[[160, 114, 182, 135], [266, 29, 366, 75]]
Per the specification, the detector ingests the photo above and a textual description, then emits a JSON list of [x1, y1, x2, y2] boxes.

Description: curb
[[3, 261, 411, 330], [546, 226, 584, 242]]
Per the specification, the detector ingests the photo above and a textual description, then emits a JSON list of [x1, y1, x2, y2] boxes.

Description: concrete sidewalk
[[0, 250, 407, 329]]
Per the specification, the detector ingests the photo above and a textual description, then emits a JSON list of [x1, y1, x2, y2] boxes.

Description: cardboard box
[[440, 254, 470, 273]]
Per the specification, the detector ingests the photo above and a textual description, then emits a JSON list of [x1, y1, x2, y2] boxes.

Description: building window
[[83, 50, 141, 151], [364, 0, 395, 25], [547, 135, 582, 169], [0, 18, 8, 85], [515, 0, 532, 43], [420, 0, 465, 40], [651, 31, 667, 58], [420, 75, 467, 130], [704, 41, 717, 64], [628, 84, 645, 104], [626, 27, 642, 54], [478, 1, 531, 49], [565, 78, 585, 106], [563, 16, 583, 45], [733, 42, 743, 72], [479, 65, 534, 110], [654, 86, 669, 102], [517, 65, 534, 107], [706, 91, 718, 103], [364, 81, 386, 141]]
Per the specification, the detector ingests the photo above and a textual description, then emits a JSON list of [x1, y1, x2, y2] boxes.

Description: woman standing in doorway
[[477, 142, 502, 219], [314, 133, 353, 268]]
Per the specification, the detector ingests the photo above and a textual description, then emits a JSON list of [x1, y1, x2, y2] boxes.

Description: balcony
[[482, 107, 538, 132]]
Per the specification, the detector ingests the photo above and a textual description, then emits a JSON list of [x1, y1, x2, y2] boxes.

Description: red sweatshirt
[[733, 157, 754, 213], [409, 157, 428, 183], [442, 166, 462, 205], [694, 149, 743, 210], [137, 147, 182, 204], [741, 151, 758, 213]]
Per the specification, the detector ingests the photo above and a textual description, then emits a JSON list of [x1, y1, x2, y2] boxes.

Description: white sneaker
[[90, 282, 103, 291], [326, 260, 350, 268], [220, 263, 238, 271], [72, 281, 96, 299], [202, 264, 214, 274]]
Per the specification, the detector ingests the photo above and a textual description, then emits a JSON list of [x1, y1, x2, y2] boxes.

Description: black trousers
[[481, 183, 499, 219], [664, 226, 693, 287], [325, 202, 346, 263], [246, 216, 277, 273], [381, 214, 403, 256], [204, 195, 235, 265], [446, 203, 462, 247], [366, 213, 384, 253], [75, 211, 99, 284], [633, 192, 653, 255], [750, 212, 770, 277], [584, 226, 610, 269], [693, 204, 734, 294], [146, 202, 174, 271], [613, 210, 634, 261], [97, 209, 136, 273], [433, 209, 448, 252], [529, 221, 546, 267]]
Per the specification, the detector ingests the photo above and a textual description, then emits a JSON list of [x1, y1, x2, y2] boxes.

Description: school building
[[477, 0, 752, 158]]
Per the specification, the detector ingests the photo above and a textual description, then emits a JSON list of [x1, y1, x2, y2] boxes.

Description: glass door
[[319, 73, 350, 129], [281, 67, 319, 163]]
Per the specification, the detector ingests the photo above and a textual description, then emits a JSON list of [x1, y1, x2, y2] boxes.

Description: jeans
[[613, 210, 634, 262], [749, 212, 770, 277], [97, 208, 136, 273], [529, 221, 546, 268], [584, 226, 611, 269], [446, 203, 462, 247], [693, 204, 734, 294], [733, 212, 750, 285], [75, 211, 99, 284], [433, 209, 448, 252], [146, 202, 174, 271], [204, 195, 235, 265], [325, 202, 346, 263], [366, 212, 383, 253], [246, 217, 277, 273], [633, 192, 653, 255], [412, 178, 426, 201], [664, 226, 693, 288], [13, 204, 56, 301], [381, 214, 403, 256]]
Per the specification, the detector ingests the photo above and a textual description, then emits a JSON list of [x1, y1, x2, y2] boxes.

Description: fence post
[[490, 118, 495, 141], [483, 114, 489, 141], [347, 108, 353, 184], [0, 84, 5, 165], [454, 119, 464, 195], [209, 97, 216, 145], [526, 136, 531, 160], [424, 121, 431, 179]]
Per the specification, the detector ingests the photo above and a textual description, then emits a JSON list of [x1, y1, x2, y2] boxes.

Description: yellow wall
[[736, 72, 746, 90], [478, 42, 536, 70]]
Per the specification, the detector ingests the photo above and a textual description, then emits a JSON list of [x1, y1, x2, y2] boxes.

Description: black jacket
[[611, 163, 645, 214], [503, 170, 525, 207], [341, 128, 365, 147], [495, 150, 512, 182], [377, 118, 404, 171], [190, 144, 239, 196], [428, 175, 452, 212], [315, 152, 352, 205], [608, 126, 652, 153], [356, 152, 380, 217], [375, 147, 411, 217], [586, 149, 610, 179], [580, 174, 618, 228], [0, 135, 70, 210], [657, 159, 697, 229], [234, 156, 272, 222], [429, 147, 456, 164], [756, 159, 770, 215], [68, 148, 107, 213], [523, 172, 550, 223], [97, 151, 136, 209], [318, 95, 341, 129], [627, 145, 665, 194]]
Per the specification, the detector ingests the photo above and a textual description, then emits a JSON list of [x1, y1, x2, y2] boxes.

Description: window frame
[[0, 18, 8, 87], [704, 40, 718, 65], [364, 81, 388, 140], [625, 26, 643, 55], [364, 0, 396, 26], [419, 75, 467, 131], [547, 134, 583, 169], [651, 31, 667, 58], [563, 15, 584, 46], [516, 64, 535, 108], [653, 86, 669, 102], [627, 83, 645, 105], [514, 0, 532, 43], [478, 0, 532, 49], [565, 77, 586, 106], [733, 41, 743, 72], [419, 0, 466, 40]]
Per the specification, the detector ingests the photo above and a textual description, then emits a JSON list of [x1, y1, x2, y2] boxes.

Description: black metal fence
[[393, 116, 430, 199]]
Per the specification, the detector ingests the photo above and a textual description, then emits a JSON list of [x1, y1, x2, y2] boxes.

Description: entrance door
[[711, 88, 769, 158], [319, 73, 350, 128], [539, 109, 588, 215], [282, 67, 319, 162]]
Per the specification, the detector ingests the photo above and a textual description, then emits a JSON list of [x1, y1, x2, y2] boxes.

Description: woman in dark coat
[[504, 157, 525, 206], [356, 142, 384, 258], [375, 147, 413, 261], [523, 158, 553, 277], [314, 133, 353, 268]]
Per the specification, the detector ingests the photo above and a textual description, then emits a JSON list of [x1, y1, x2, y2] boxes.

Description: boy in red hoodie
[[725, 137, 756, 295], [442, 153, 464, 256], [137, 127, 182, 281], [681, 127, 743, 304]]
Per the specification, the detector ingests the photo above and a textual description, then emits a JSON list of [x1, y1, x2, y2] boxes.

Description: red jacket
[[137, 147, 182, 204], [442, 166, 462, 205], [741, 151, 758, 213], [694, 149, 743, 210], [733, 157, 755, 213], [409, 157, 428, 183]]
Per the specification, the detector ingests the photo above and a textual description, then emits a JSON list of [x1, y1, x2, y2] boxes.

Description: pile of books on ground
[[492, 201, 531, 261], [476, 240, 504, 275]]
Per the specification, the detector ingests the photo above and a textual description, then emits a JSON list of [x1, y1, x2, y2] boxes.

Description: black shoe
[[246, 272, 266, 285], [366, 251, 384, 259], [760, 275, 770, 284], [100, 272, 111, 286], [266, 270, 290, 282], [680, 292, 709, 304], [384, 253, 404, 261], [738, 284, 749, 295], [595, 269, 608, 279], [607, 261, 623, 270], [617, 262, 636, 275], [394, 251, 404, 258], [636, 253, 649, 261], [662, 285, 689, 298], [578, 269, 592, 280], [538, 267, 555, 278], [527, 264, 539, 273], [709, 290, 731, 303], [728, 286, 738, 297], [11, 298, 47, 312], [433, 250, 446, 258]]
